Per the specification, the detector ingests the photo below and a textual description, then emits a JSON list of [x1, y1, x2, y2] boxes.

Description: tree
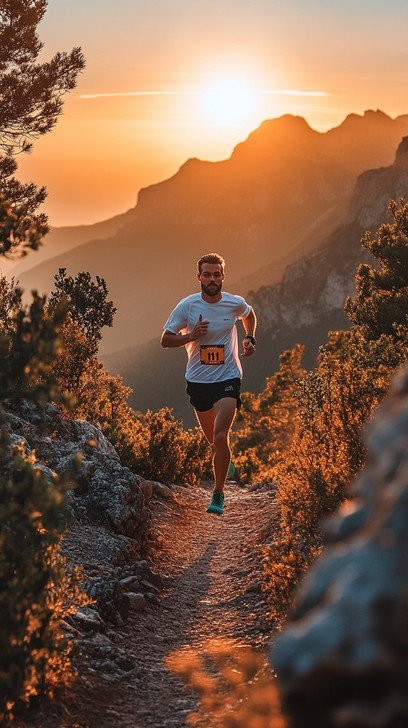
[[0, 274, 22, 335], [47, 269, 117, 394], [232, 345, 306, 483], [0, 0, 85, 258], [49, 268, 117, 352], [345, 198, 408, 342], [0, 4, 86, 715], [262, 200, 408, 623]]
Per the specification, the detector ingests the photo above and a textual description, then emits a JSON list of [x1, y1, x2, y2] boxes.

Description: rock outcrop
[[270, 366, 408, 727], [2, 399, 165, 635], [244, 137, 408, 390], [349, 134, 408, 228]]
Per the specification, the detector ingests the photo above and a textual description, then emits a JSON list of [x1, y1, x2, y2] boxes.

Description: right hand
[[189, 313, 209, 341]]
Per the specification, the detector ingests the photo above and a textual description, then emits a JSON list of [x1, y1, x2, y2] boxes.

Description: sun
[[201, 77, 258, 126]]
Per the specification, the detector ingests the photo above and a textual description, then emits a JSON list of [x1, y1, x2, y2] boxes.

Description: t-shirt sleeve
[[234, 295, 252, 320], [163, 300, 188, 333]]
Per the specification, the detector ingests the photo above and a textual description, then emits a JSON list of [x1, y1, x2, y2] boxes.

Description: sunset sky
[[16, 0, 408, 227]]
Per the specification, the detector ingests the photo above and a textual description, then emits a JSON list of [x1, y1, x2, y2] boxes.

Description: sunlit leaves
[[166, 637, 286, 727]]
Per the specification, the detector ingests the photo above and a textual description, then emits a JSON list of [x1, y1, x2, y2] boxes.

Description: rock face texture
[[4, 401, 152, 551], [244, 136, 408, 390], [2, 400, 160, 629], [271, 366, 408, 728], [349, 134, 408, 228]]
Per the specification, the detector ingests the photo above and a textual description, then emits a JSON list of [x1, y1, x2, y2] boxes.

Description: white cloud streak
[[80, 89, 328, 100]]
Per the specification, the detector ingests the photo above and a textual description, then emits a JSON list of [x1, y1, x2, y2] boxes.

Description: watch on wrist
[[244, 334, 256, 346]]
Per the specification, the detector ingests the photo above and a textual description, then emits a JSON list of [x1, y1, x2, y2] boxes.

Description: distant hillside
[[102, 136, 408, 426], [245, 134, 408, 389], [2, 208, 137, 280], [15, 110, 408, 356]]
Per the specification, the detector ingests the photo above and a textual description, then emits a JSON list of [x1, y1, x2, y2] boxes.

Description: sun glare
[[201, 77, 258, 127]]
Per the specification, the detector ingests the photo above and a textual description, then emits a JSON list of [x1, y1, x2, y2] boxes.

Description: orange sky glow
[[14, 0, 408, 227]]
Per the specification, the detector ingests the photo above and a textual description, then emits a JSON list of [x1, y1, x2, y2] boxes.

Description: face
[[197, 263, 224, 297]]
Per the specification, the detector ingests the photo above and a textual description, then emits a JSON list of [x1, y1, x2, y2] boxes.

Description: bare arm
[[241, 307, 257, 357], [242, 307, 257, 338], [161, 330, 191, 348], [161, 314, 209, 348]]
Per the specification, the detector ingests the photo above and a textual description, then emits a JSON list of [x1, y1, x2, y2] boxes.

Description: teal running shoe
[[227, 460, 236, 479], [206, 490, 224, 515]]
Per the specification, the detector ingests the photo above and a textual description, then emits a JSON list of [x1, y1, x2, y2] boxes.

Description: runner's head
[[197, 253, 225, 297]]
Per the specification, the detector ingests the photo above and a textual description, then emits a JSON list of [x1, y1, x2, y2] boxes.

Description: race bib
[[200, 345, 225, 365]]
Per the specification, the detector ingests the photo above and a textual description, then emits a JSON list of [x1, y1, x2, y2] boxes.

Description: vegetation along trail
[[53, 481, 278, 727]]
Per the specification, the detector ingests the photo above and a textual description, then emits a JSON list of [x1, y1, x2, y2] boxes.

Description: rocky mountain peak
[[395, 136, 408, 166], [349, 136, 408, 228], [230, 114, 319, 161], [338, 109, 392, 130]]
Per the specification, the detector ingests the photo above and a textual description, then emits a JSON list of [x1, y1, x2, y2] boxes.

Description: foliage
[[257, 199, 408, 622], [48, 299, 210, 487], [49, 268, 117, 354], [0, 194, 48, 259], [232, 345, 306, 483], [0, 273, 22, 335], [0, 424, 89, 721], [128, 407, 209, 486], [0, 280, 92, 719], [0, 0, 84, 258], [0, 4, 86, 714], [0, 289, 69, 405], [263, 331, 405, 619], [345, 198, 408, 341], [166, 637, 286, 727], [69, 355, 208, 485], [46, 268, 116, 396]]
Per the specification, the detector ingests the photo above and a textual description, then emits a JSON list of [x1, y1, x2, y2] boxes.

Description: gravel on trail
[[21, 481, 278, 728]]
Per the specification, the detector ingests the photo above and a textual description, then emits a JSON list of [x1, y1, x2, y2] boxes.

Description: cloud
[[79, 89, 328, 100]]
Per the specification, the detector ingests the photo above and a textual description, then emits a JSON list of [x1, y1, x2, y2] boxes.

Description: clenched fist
[[242, 337, 256, 356]]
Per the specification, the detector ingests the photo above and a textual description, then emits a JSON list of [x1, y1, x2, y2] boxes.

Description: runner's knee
[[214, 430, 229, 449]]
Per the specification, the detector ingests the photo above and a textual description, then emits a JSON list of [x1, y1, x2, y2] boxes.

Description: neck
[[201, 290, 222, 304]]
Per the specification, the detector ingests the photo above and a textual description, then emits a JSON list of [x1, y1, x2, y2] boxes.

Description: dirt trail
[[33, 481, 277, 728]]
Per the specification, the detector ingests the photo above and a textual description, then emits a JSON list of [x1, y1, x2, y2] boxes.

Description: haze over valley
[[8, 109, 408, 422]]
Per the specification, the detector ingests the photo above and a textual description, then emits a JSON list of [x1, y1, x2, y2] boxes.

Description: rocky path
[[26, 481, 278, 727]]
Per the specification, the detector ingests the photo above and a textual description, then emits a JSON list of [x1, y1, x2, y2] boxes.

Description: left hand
[[242, 337, 255, 357]]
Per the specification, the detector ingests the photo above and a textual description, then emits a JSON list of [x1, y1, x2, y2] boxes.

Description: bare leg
[[212, 398, 237, 495], [194, 407, 215, 445]]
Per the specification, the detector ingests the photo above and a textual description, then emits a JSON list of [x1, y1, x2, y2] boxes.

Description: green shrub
[[260, 200, 408, 623], [0, 425, 88, 720]]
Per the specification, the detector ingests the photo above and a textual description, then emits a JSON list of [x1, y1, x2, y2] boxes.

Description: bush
[[0, 422, 90, 720], [166, 637, 286, 727], [0, 286, 90, 719], [124, 407, 209, 486], [259, 201, 408, 622], [263, 329, 406, 621], [49, 327, 211, 487], [232, 345, 306, 484]]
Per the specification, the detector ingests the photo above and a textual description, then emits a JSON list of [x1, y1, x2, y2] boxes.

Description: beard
[[201, 281, 222, 297]]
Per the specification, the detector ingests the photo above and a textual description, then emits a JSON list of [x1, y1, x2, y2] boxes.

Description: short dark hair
[[197, 252, 225, 274]]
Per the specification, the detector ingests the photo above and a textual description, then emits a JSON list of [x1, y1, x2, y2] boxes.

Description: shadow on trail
[[159, 538, 218, 635]]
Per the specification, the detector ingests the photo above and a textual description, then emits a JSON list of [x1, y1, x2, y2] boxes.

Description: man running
[[161, 252, 257, 515]]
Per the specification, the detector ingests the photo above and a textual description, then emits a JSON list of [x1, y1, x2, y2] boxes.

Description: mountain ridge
[[102, 135, 408, 425], [14, 111, 408, 358], [6, 207, 137, 279]]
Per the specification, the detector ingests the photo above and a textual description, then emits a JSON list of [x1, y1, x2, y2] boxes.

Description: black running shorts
[[186, 377, 242, 412]]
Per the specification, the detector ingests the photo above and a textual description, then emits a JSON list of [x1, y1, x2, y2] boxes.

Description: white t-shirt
[[163, 292, 252, 383]]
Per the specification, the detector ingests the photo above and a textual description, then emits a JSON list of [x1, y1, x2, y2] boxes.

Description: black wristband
[[244, 334, 256, 346]]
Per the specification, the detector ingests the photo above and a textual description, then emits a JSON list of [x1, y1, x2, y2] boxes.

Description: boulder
[[126, 592, 147, 612], [271, 367, 408, 727]]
